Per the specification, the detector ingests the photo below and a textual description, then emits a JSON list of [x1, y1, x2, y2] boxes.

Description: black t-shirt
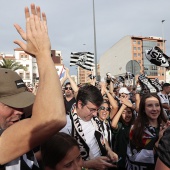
[[112, 122, 131, 168], [64, 97, 76, 115]]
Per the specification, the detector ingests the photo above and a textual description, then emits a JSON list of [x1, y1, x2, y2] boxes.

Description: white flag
[[70, 52, 94, 71]]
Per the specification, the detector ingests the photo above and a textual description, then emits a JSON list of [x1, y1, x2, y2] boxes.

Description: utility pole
[[93, 0, 98, 80], [162, 20, 166, 82]]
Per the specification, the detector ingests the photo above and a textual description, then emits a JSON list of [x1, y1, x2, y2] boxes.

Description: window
[[26, 73, 30, 79], [149, 71, 157, 76], [134, 53, 137, 57], [138, 47, 141, 51], [133, 40, 136, 44], [154, 72, 157, 76], [33, 73, 36, 79], [150, 65, 157, 70], [138, 53, 141, 57], [19, 73, 24, 78], [133, 47, 136, 51], [137, 41, 141, 45], [20, 53, 29, 60]]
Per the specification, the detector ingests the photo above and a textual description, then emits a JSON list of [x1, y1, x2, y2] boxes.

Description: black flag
[[145, 46, 170, 68]]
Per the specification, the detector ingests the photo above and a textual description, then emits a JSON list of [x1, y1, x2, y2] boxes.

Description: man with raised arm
[[61, 68, 79, 115], [0, 4, 66, 169]]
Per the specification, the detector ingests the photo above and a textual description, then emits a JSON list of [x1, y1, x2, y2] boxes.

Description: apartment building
[[78, 66, 92, 84], [77, 64, 100, 84], [0, 48, 63, 85], [99, 35, 166, 82]]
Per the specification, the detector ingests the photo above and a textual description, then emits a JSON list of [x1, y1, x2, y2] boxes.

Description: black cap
[[162, 83, 170, 88]]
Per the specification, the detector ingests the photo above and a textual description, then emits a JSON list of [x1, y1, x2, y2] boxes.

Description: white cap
[[119, 87, 130, 94], [106, 72, 112, 77]]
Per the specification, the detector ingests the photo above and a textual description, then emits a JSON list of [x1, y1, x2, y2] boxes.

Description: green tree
[[0, 58, 27, 71]]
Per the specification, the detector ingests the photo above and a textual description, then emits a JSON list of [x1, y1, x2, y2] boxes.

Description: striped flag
[[70, 52, 94, 71], [59, 66, 65, 80], [55, 65, 65, 80]]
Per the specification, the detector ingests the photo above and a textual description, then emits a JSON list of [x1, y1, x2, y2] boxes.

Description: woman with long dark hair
[[111, 102, 135, 170], [126, 93, 167, 170]]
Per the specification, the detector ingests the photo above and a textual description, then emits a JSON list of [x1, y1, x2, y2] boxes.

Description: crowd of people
[[1, 3, 170, 170]]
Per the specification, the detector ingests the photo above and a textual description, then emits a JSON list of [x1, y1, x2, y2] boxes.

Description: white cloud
[[0, 0, 170, 75]]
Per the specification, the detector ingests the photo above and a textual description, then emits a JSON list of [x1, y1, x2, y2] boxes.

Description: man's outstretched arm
[[0, 4, 66, 164]]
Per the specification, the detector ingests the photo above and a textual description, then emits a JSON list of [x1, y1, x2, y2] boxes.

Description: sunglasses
[[119, 94, 127, 98], [99, 106, 110, 111], [65, 87, 72, 90]]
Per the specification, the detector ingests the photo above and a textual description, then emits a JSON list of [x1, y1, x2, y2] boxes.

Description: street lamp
[[161, 20, 166, 82], [92, 0, 98, 80], [162, 20, 165, 52], [83, 44, 86, 52]]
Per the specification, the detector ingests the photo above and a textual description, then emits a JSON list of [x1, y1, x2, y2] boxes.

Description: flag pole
[[93, 0, 98, 81], [162, 20, 166, 82], [91, 68, 93, 78]]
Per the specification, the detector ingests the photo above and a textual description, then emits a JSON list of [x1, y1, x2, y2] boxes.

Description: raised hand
[[14, 4, 50, 58], [65, 67, 70, 78]]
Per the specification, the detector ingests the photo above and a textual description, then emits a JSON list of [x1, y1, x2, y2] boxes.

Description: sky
[[0, 0, 170, 75]]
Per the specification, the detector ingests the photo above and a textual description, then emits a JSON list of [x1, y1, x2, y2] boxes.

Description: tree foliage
[[0, 58, 27, 71]]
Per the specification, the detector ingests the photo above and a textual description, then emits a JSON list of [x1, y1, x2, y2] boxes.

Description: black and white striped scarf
[[69, 103, 107, 160]]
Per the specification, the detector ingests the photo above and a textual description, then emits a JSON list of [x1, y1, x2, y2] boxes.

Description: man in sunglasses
[[64, 82, 77, 115], [61, 68, 79, 115], [61, 84, 118, 169]]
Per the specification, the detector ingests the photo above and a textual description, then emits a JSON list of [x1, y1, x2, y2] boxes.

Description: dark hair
[[97, 100, 110, 117], [162, 83, 170, 88], [120, 107, 135, 125], [76, 84, 103, 107], [131, 93, 167, 149], [41, 132, 79, 169], [64, 82, 71, 88]]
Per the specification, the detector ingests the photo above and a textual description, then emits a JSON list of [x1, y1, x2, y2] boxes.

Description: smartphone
[[112, 157, 122, 165]]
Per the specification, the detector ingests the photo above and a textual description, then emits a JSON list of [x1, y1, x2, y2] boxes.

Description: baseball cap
[[119, 87, 130, 94], [106, 72, 112, 77], [0, 68, 35, 108]]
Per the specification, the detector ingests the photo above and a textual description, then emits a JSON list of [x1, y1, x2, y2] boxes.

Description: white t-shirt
[[60, 114, 72, 135], [79, 119, 100, 159], [60, 115, 101, 159]]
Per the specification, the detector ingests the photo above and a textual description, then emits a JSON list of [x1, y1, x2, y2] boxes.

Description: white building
[[14, 48, 37, 85], [0, 48, 63, 86]]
